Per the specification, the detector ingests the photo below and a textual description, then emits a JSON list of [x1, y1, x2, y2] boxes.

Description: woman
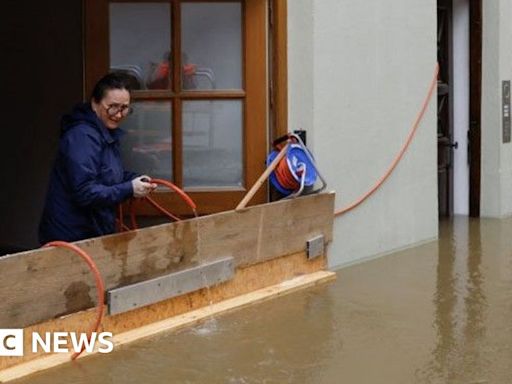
[[39, 73, 156, 244]]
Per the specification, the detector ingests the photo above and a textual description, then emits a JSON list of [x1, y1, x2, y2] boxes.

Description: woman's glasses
[[105, 104, 134, 117]]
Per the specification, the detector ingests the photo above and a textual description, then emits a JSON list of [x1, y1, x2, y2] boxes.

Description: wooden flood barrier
[[0, 192, 335, 379]]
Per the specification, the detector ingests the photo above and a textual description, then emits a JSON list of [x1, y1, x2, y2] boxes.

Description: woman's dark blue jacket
[[39, 103, 136, 244]]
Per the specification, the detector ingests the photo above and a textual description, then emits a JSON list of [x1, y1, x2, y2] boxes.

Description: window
[[85, 0, 268, 214]]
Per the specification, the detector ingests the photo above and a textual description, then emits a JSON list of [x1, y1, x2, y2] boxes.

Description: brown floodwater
[[14, 216, 512, 383]]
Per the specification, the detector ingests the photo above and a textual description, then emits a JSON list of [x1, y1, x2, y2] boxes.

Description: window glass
[[181, 2, 242, 90], [183, 100, 242, 187], [110, 3, 172, 90], [121, 101, 173, 181]]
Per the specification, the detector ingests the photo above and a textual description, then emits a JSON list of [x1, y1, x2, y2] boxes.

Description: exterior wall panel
[[289, 0, 438, 267], [481, 0, 512, 217]]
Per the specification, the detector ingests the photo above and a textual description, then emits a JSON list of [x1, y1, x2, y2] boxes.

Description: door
[[437, 0, 456, 217], [85, 0, 268, 216]]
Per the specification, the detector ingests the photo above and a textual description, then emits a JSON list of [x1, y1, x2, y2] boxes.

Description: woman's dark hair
[[90, 72, 133, 103]]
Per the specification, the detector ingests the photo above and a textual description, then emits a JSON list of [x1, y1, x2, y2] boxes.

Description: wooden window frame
[[269, 0, 288, 140], [85, 0, 268, 215]]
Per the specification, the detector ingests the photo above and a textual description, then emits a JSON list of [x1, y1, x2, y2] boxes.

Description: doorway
[[468, 0, 482, 217], [437, 0, 481, 217], [437, 0, 455, 217]]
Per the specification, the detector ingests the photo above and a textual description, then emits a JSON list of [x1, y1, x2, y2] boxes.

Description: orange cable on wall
[[334, 63, 439, 217]]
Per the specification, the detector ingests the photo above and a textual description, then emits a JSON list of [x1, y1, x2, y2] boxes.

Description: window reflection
[[182, 2, 242, 90], [183, 100, 243, 187], [121, 102, 173, 181], [110, 3, 171, 90]]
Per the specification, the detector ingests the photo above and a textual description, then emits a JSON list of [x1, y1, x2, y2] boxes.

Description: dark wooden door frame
[[437, 0, 455, 217], [469, 0, 482, 217]]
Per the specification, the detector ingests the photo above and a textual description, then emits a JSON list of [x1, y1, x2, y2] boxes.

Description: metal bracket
[[307, 235, 325, 260], [107, 257, 235, 315]]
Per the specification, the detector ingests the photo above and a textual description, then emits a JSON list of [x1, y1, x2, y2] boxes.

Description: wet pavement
[[14, 216, 512, 383]]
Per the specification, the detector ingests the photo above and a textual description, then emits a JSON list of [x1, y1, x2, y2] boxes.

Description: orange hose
[[122, 178, 198, 231], [116, 205, 131, 232], [150, 178, 198, 216], [129, 198, 137, 230], [42, 241, 105, 360], [275, 157, 300, 190], [334, 63, 439, 217], [117, 205, 123, 231], [145, 195, 181, 222]]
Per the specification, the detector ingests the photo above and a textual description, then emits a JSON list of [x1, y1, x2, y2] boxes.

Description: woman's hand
[[131, 175, 157, 198]]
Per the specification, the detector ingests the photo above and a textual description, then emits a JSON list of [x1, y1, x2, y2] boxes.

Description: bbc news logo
[[0, 329, 114, 356], [0, 329, 23, 356]]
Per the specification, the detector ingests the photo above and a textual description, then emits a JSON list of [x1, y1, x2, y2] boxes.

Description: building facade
[[1, 0, 511, 269]]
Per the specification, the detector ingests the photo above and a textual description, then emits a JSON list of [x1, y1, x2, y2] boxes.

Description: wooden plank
[[201, 193, 334, 266], [112, 271, 336, 345], [0, 251, 328, 372], [0, 270, 335, 383], [0, 193, 334, 328], [235, 142, 290, 210]]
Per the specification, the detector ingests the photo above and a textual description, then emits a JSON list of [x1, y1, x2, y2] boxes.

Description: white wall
[[501, 0, 512, 215], [288, 0, 314, 137], [481, 0, 512, 217], [288, 0, 438, 268]]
